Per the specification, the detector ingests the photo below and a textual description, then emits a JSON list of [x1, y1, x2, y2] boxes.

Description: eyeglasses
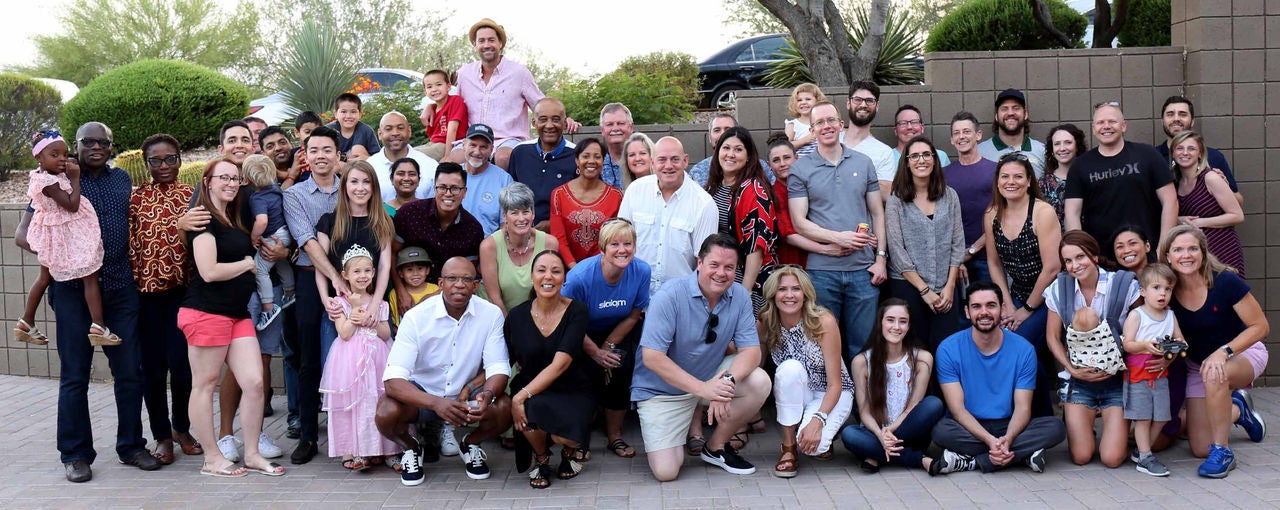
[[212, 174, 243, 184], [850, 97, 878, 106], [435, 184, 466, 195], [77, 138, 112, 148], [906, 152, 934, 162], [704, 312, 720, 344], [812, 117, 842, 128], [895, 120, 923, 128], [602, 217, 633, 227], [998, 153, 1030, 164], [440, 275, 477, 285], [1093, 101, 1121, 110], [145, 155, 180, 167]]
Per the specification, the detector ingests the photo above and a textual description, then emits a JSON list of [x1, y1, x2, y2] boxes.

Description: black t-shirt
[[1065, 141, 1173, 247], [315, 213, 383, 273], [182, 218, 256, 318]]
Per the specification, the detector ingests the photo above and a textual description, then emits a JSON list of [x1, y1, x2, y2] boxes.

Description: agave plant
[[277, 20, 359, 117], [765, 4, 925, 89]]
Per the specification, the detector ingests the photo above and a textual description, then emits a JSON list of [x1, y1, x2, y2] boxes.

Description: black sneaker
[[701, 445, 756, 475], [1027, 448, 1046, 473], [401, 447, 425, 486], [461, 443, 491, 480], [936, 449, 978, 474]]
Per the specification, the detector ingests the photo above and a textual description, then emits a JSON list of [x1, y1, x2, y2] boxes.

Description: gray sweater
[[885, 186, 966, 290]]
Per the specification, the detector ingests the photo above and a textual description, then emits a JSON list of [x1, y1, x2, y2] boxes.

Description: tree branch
[[1095, 0, 1129, 47], [1029, 0, 1076, 48], [846, 0, 888, 82]]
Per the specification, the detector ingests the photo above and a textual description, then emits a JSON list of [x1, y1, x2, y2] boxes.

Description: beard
[[997, 118, 1029, 137], [848, 107, 876, 127]]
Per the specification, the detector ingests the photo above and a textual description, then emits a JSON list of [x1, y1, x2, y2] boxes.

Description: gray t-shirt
[[787, 147, 879, 271]]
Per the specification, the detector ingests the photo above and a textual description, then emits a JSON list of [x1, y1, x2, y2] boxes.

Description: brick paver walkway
[[1, 374, 1278, 509]]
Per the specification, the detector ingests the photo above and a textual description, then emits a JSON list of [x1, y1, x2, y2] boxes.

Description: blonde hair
[[758, 266, 827, 355], [618, 132, 654, 189], [597, 218, 636, 248], [242, 154, 276, 189], [1157, 224, 1234, 289], [787, 83, 827, 118]]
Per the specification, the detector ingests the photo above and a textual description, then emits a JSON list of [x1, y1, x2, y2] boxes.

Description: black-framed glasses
[[704, 313, 720, 344], [1093, 101, 1121, 110], [212, 174, 242, 184], [850, 97, 878, 106], [145, 155, 181, 167], [906, 152, 934, 162], [440, 275, 477, 285], [435, 184, 466, 195], [77, 138, 112, 148], [895, 120, 923, 128]]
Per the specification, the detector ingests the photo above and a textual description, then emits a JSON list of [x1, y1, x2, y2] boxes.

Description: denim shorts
[[1065, 376, 1124, 410]]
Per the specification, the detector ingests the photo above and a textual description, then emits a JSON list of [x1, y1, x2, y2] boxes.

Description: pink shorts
[[1185, 342, 1268, 398], [177, 308, 256, 347]]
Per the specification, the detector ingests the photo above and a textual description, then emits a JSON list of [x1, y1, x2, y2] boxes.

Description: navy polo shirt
[[508, 138, 577, 223]]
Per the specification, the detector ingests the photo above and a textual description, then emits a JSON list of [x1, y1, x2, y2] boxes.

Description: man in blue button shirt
[[631, 234, 772, 481]]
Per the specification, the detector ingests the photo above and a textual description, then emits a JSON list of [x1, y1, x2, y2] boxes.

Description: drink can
[[856, 223, 871, 234]]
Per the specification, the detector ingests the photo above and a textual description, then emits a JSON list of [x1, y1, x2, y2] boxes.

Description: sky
[[0, 0, 750, 76]]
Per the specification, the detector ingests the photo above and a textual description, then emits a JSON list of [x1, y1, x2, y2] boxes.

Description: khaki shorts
[[635, 357, 734, 452]]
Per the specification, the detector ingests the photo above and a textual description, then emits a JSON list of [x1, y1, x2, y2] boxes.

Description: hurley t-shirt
[[1065, 141, 1173, 247], [935, 328, 1037, 420], [561, 254, 652, 332], [942, 158, 997, 247]]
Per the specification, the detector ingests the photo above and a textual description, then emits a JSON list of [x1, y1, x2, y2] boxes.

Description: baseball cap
[[397, 247, 432, 268], [466, 123, 494, 143], [995, 88, 1026, 108]]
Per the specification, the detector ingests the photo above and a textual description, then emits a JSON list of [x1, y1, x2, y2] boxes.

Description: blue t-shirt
[[561, 254, 651, 332], [935, 328, 1037, 420], [458, 164, 514, 237], [630, 272, 759, 401], [249, 185, 286, 234]]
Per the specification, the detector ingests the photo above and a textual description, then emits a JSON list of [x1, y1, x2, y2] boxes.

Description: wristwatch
[[876, 250, 888, 258], [721, 373, 736, 385], [1220, 345, 1235, 360], [967, 246, 978, 256]]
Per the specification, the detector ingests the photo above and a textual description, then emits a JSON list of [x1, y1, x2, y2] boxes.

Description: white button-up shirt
[[617, 174, 718, 296], [383, 294, 510, 399], [366, 146, 439, 203]]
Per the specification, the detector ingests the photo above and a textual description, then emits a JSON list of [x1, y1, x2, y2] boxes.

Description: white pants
[[772, 359, 854, 454]]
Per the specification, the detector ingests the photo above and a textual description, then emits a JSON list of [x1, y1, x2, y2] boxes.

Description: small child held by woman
[[319, 244, 398, 471], [243, 154, 295, 330], [1121, 263, 1186, 477], [784, 83, 827, 156], [14, 130, 119, 346]]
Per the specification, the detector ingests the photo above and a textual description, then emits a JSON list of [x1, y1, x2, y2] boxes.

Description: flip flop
[[201, 463, 248, 478], [608, 438, 636, 458], [246, 461, 285, 476]]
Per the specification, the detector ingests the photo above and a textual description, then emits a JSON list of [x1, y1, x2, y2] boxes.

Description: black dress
[[504, 299, 594, 446]]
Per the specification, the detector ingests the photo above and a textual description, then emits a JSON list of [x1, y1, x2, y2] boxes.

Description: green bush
[[925, 0, 1088, 52], [361, 81, 429, 147], [1118, 0, 1171, 47], [0, 73, 62, 177], [561, 52, 699, 126], [61, 59, 248, 151], [614, 52, 702, 110]]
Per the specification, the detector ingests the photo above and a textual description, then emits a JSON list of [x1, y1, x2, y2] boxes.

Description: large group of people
[[15, 17, 1270, 489]]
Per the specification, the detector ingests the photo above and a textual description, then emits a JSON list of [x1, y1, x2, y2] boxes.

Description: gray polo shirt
[[630, 272, 759, 401], [787, 147, 879, 272]]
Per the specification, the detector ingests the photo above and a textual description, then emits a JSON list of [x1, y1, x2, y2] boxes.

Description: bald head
[[377, 110, 411, 152], [652, 136, 688, 190], [380, 111, 409, 126]]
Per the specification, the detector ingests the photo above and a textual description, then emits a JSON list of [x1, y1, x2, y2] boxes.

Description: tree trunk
[[846, 0, 889, 82], [1028, 0, 1077, 47], [1092, 0, 1129, 48], [757, 0, 890, 88]]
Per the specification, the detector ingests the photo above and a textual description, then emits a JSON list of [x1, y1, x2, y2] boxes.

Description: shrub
[[278, 20, 358, 116], [561, 52, 699, 126], [1118, 0, 1171, 47], [925, 0, 1088, 52], [766, 4, 925, 89], [614, 52, 702, 109], [62, 59, 248, 151], [0, 73, 62, 178], [361, 81, 429, 147]]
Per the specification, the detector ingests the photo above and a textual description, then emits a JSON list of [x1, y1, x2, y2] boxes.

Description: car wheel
[[710, 84, 744, 109]]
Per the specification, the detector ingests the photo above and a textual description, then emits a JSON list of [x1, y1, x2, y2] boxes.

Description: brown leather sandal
[[774, 444, 798, 478]]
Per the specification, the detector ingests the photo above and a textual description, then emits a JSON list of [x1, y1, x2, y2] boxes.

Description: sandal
[[88, 322, 122, 347], [810, 449, 833, 461], [153, 439, 176, 465], [748, 417, 767, 434], [341, 456, 368, 471], [201, 462, 248, 478], [685, 434, 706, 456], [529, 454, 552, 489], [774, 444, 798, 478], [14, 319, 47, 345], [246, 461, 286, 477], [727, 431, 749, 451], [557, 447, 584, 480], [174, 432, 203, 456], [565, 446, 591, 463], [608, 438, 636, 458], [385, 454, 402, 473]]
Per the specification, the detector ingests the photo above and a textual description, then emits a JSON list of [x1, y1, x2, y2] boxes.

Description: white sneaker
[[217, 435, 242, 463], [258, 432, 283, 459], [440, 424, 460, 457]]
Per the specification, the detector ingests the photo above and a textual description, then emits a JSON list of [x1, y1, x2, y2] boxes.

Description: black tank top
[[993, 200, 1042, 304]]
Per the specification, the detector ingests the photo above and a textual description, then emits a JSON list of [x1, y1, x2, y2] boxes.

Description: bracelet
[[813, 411, 828, 424], [463, 383, 476, 395], [522, 388, 534, 400], [919, 287, 931, 296], [1022, 302, 1041, 312]]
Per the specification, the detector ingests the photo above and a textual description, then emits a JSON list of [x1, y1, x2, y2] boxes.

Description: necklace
[[531, 299, 564, 336], [504, 230, 533, 256]]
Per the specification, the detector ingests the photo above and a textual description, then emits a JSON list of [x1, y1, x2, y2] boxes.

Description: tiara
[[342, 244, 373, 266]]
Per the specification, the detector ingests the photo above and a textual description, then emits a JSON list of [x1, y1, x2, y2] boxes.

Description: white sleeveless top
[[1134, 307, 1175, 343], [865, 349, 914, 424]]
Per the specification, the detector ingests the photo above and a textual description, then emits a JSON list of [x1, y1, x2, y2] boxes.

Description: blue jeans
[[139, 287, 191, 441], [51, 282, 146, 464], [809, 269, 879, 360], [966, 258, 991, 285], [841, 396, 945, 469]]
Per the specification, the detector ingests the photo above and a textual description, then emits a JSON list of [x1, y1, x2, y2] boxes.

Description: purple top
[[942, 158, 997, 247]]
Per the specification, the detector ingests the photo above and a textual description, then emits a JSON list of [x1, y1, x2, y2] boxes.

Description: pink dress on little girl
[[26, 170, 103, 281], [319, 297, 398, 458]]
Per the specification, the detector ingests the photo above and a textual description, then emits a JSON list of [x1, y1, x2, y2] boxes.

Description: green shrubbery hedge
[[62, 59, 248, 151], [926, 0, 1088, 52], [362, 81, 429, 147], [562, 51, 698, 126], [0, 73, 63, 177], [1118, 0, 1172, 47]]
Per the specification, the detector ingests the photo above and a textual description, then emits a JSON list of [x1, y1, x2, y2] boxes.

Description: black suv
[[697, 34, 789, 108]]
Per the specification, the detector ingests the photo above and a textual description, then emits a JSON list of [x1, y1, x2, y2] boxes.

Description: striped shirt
[[283, 177, 339, 267]]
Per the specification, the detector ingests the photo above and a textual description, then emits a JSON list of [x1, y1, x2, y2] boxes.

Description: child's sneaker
[[1135, 453, 1170, 477], [1233, 389, 1266, 442], [88, 322, 122, 346], [256, 305, 283, 331], [278, 293, 296, 311], [1197, 443, 1237, 478]]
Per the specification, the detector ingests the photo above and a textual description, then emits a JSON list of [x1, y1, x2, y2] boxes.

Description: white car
[[248, 68, 425, 126]]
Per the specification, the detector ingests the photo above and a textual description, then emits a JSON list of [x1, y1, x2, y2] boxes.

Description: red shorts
[[177, 308, 256, 347]]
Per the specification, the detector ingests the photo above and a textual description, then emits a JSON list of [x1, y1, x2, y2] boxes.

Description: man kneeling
[[631, 234, 772, 481], [376, 257, 513, 486], [932, 282, 1066, 473]]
